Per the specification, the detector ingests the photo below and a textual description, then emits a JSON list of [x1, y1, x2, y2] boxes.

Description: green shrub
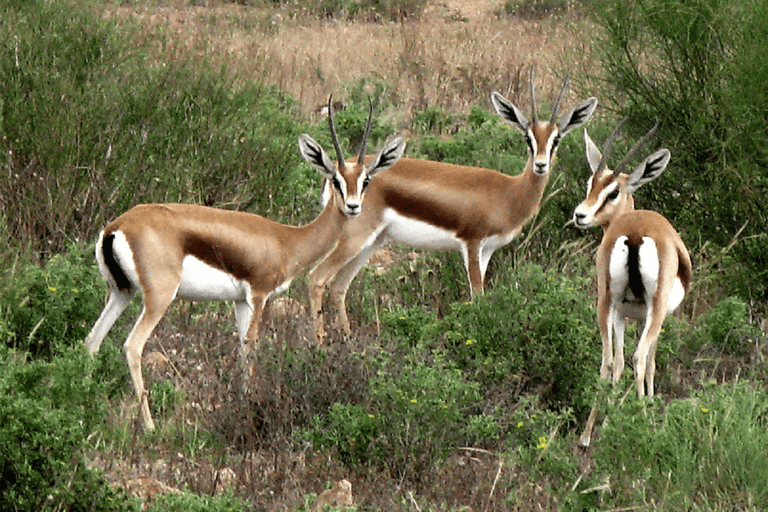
[[145, 490, 246, 512], [0, 0, 310, 258], [0, 345, 133, 511], [697, 296, 761, 355], [589, 381, 768, 510], [437, 264, 598, 416], [0, 246, 103, 358], [303, 345, 496, 480], [587, 0, 768, 300]]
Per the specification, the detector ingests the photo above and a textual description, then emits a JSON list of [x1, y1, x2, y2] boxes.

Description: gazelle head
[[299, 96, 406, 217], [491, 67, 598, 176], [573, 120, 671, 230]]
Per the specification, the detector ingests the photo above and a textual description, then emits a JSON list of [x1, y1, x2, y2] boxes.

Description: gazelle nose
[[574, 212, 587, 225], [534, 161, 548, 175], [345, 202, 361, 216]]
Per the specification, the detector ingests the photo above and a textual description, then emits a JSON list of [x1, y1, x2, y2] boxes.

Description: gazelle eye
[[362, 176, 371, 189], [607, 189, 620, 201]]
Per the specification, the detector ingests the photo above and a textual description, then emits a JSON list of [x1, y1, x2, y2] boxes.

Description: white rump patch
[[608, 236, 631, 300], [105, 230, 141, 291], [637, 237, 660, 298]]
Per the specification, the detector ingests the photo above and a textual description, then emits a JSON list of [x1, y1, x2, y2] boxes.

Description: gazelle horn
[[596, 116, 630, 174], [550, 72, 570, 124], [613, 121, 660, 176], [529, 65, 538, 124], [357, 97, 374, 164], [327, 95, 346, 169]]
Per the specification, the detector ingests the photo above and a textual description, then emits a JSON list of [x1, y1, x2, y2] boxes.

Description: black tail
[[626, 240, 646, 301], [102, 233, 132, 291]]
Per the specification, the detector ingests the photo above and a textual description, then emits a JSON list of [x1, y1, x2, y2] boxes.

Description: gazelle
[[572, 121, 692, 447], [84, 98, 406, 431], [308, 69, 598, 343]]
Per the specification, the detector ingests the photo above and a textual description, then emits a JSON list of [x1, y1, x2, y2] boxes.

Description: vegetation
[[0, 0, 766, 510]]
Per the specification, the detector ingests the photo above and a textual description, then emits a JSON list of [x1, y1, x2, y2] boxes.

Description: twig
[[484, 460, 503, 512], [407, 490, 422, 512]]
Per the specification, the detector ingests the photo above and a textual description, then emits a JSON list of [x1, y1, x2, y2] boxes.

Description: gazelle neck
[[284, 188, 348, 272], [601, 193, 635, 232]]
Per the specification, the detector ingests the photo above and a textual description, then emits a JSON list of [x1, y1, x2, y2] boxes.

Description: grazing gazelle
[[572, 121, 692, 447], [309, 69, 598, 343], [84, 98, 406, 431]]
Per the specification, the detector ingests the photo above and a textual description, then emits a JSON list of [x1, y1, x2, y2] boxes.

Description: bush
[[0, 0, 309, 259], [436, 264, 599, 416], [302, 344, 497, 481], [0, 345, 133, 511], [0, 245, 103, 359], [587, 0, 768, 299], [589, 381, 768, 510]]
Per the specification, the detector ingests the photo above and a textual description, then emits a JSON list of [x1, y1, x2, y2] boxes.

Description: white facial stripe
[[355, 168, 369, 197], [585, 174, 595, 195], [597, 181, 621, 206]]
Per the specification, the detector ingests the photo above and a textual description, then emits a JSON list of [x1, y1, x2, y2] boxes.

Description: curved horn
[[357, 97, 374, 165], [550, 72, 570, 124], [327, 95, 346, 169], [529, 65, 538, 124], [613, 121, 659, 176], [596, 116, 630, 174]]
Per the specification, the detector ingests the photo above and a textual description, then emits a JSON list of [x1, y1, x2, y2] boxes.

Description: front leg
[[461, 241, 485, 297], [235, 294, 268, 359]]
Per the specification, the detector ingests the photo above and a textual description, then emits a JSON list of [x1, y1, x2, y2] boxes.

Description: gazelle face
[[573, 170, 629, 229], [323, 163, 371, 218], [490, 73, 597, 178], [527, 121, 562, 176], [573, 127, 671, 230]]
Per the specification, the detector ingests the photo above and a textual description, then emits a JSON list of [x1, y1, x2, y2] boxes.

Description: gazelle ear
[[298, 134, 336, 179], [366, 137, 406, 178], [558, 97, 598, 137], [626, 149, 671, 193], [491, 92, 529, 132], [584, 129, 602, 174]]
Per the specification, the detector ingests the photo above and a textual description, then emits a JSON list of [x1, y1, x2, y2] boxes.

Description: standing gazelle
[[309, 69, 598, 343], [84, 98, 406, 431], [573, 121, 692, 447]]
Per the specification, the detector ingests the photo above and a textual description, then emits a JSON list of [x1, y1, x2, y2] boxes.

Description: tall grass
[[0, 0, 310, 261]]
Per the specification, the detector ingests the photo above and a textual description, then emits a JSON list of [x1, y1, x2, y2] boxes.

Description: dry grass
[[107, 0, 596, 124]]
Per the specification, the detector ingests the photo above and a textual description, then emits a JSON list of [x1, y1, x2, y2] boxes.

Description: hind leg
[[85, 288, 133, 353]]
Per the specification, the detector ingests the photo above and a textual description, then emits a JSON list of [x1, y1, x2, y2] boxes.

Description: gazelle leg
[[611, 312, 626, 384], [461, 241, 485, 297], [579, 406, 600, 447], [123, 287, 177, 431], [581, 295, 615, 447], [85, 288, 133, 353], [328, 243, 381, 337]]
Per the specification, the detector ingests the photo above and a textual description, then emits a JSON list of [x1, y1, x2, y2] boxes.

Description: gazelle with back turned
[[572, 120, 692, 447], [309, 69, 598, 343], [84, 98, 406, 431]]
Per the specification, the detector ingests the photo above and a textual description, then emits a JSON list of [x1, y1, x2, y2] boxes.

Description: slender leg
[[611, 312, 626, 384], [85, 289, 133, 353], [461, 241, 485, 297], [328, 243, 381, 337], [123, 286, 177, 431]]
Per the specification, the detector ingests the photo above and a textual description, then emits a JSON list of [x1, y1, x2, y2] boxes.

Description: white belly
[[382, 208, 462, 251], [176, 255, 247, 301]]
